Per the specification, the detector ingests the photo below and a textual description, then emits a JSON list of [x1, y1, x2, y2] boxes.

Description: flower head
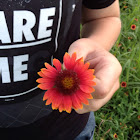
[[117, 43, 122, 48], [123, 1, 126, 4], [124, 92, 128, 96], [113, 133, 118, 139], [138, 115, 140, 120], [36, 52, 96, 113], [121, 81, 127, 88], [131, 24, 136, 30], [134, 18, 138, 22], [128, 37, 132, 40], [124, 6, 128, 8]]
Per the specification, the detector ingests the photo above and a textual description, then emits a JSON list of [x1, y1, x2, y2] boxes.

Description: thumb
[[67, 38, 97, 62], [67, 39, 91, 62]]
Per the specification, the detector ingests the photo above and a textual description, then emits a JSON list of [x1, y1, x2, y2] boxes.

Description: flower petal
[[79, 84, 95, 93], [80, 80, 96, 87], [78, 70, 95, 81], [41, 68, 58, 78], [73, 62, 85, 75], [71, 94, 83, 110], [53, 59, 62, 71], [37, 83, 52, 90], [69, 52, 77, 68], [64, 52, 80, 70], [45, 62, 57, 72], [45, 98, 52, 105], [71, 52, 77, 61], [59, 103, 65, 112], [75, 90, 89, 105], [37, 71, 47, 78], [83, 62, 90, 70], [43, 90, 54, 101], [74, 61, 92, 77], [51, 90, 63, 109], [36, 78, 55, 88], [63, 95, 72, 113], [80, 91, 93, 99], [63, 52, 72, 70], [75, 55, 84, 63]]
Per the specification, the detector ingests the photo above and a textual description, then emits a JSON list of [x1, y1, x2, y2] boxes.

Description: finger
[[88, 55, 122, 98]]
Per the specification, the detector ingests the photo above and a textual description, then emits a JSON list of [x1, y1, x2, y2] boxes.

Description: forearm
[[81, 17, 121, 51]]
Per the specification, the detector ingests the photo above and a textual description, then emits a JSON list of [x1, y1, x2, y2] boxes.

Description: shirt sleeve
[[82, 0, 116, 9]]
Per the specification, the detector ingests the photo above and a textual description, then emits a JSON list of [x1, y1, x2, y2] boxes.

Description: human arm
[[81, 0, 121, 51], [67, 0, 122, 113]]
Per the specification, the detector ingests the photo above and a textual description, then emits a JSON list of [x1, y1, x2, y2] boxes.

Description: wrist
[[81, 17, 121, 51]]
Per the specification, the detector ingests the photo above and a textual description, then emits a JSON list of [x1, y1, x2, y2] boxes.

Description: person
[[0, 0, 122, 139]]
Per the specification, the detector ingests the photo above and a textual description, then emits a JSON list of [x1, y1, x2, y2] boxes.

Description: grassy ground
[[93, 0, 140, 139]]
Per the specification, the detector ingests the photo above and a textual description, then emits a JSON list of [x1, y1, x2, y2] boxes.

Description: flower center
[[62, 77, 74, 89], [55, 70, 80, 95], [132, 26, 135, 29]]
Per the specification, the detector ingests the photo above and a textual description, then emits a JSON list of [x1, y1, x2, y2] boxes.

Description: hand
[[68, 38, 122, 114]]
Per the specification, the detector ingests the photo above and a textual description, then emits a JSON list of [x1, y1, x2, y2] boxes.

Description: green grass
[[93, 0, 140, 139]]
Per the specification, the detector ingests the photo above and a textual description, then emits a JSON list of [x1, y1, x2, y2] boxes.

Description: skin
[[67, 0, 122, 114]]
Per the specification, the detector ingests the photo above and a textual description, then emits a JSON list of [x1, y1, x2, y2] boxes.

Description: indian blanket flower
[[131, 24, 136, 30], [138, 115, 140, 120], [121, 81, 127, 87], [36, 52, 96, 113], [134, 18, 138, 22], [128, 37, 132, 40], [117, 43, 122, 48], [124, 92, 128, 96], [113, 133, 118, 139], [124, 6, 128, 8]]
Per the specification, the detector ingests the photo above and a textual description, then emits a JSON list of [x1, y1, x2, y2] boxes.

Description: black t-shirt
[[83, 0, 115, 9], [0, 0, 115, 139]]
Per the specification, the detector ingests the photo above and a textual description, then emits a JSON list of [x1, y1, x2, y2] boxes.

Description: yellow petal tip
[[66, 110, 71, 114]]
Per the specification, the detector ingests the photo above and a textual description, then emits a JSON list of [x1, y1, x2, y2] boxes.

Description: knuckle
[[98, 86, 110, 98]]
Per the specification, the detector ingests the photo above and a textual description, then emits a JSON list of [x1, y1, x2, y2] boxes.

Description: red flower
[[113, 133, 118, 139], [124, 92, 128, 96], [117, 43, 122, 48], [36, 52, 96, 113], [131, 24, 136, 30], [134, 18, 138, 22], [121, 81, 127, 87], [128, 37, 132, 40], [124, 6, 127, 8]]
